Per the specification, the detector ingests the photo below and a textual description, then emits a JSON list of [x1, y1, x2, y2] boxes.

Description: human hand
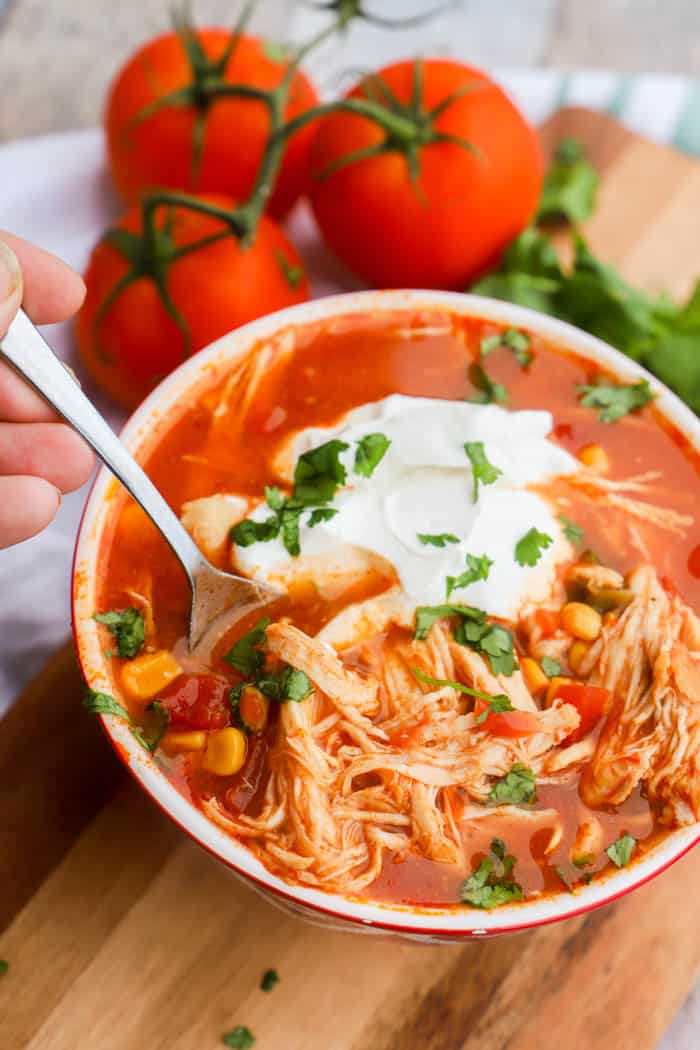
[[0, 234, 93, 548]]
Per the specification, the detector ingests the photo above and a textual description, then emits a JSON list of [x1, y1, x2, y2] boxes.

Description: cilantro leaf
[[464, 441, 502, 502], [466, 362, 508, 405], [537, 137, 599, 225], [138, 700, 169, 753], [279, 506, 303, 557], [412, 666, 507, 705], [223, 618, 270, 677], [261, 968, 279, 992], [0, 960, 8, 977], [541, 656, 561, 678], [414, 603, 484, 641], [222, 1026, 255, 1049], [308, 507, 338, 527], [577, 379, 654, 422], [488, 763, 536, 804], [472, 623, 518, 676], [83, 689, 130, 721], [515, 528, 554, 567], [264, 485, 285, 511], [93, 608, 145, 659], [480, 327, 532, 366], [417, 532, 460, 548], [606, 833, 636, 868], [293, 439, 348, 504], [559, 513, 584, 545], [446, 552, 492, 598], [474, 693, 515, 724], [555, 866, 574, 893], [230, 516, 280, 547], [257, 665, 313, 703], [354, 433, 391, 477], [460, 838, 523, 909]]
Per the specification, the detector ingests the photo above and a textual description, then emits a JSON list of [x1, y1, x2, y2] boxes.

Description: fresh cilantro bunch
[[472, 139, 700, 415]]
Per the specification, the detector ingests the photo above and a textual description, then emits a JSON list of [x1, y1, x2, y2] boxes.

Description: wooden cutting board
[[3, 108, 700, 1050]]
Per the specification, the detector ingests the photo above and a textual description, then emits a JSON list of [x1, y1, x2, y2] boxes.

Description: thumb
[[0, 240, 23, 338]]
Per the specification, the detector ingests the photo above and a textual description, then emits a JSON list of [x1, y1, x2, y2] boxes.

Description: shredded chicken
[[580, 567, 700, 825], [568, 471, 693, 537]]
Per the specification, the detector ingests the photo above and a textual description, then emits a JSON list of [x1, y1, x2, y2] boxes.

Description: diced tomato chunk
[[535, 608, 560, 637], [157, 673, 231, 731], [552, 683, 609, 743], [473, 700, 541, 738]]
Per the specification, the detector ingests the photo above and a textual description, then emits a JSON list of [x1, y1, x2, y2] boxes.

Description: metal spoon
[[0, 309, 280, 648]]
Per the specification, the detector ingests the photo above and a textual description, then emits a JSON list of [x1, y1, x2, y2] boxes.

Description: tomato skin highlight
[[76, 193, 310, 409], [105, 30, 319, 218], [553, 683, 609, 743], [309, 59, 543, 290], [158, 673, 232, 731], [473, 699, 541, 738]]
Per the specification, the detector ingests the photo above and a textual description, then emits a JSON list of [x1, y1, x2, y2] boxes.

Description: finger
[[0, 232, 86, 323], [0, 421, 94, 492], [0, 240, 75, 423], [0, 475, 61, 548]]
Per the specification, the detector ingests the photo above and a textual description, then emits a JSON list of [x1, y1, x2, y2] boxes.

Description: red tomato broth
[[95, 308, 700, 906]]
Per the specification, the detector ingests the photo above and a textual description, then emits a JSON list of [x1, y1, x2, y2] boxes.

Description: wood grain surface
[[2, 108, 700, 1050]]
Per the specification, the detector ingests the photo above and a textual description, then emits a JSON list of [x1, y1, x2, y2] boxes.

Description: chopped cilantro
[[414, 604, 517, 676], [223, 618, 270, 677], [308, 507, 338, 527], [446, 552, 492, 598], [411, 666, 507, 705], [279, 505, 302, 557], [464, 441, 502, 502], [573, 854, 594, 868], [260, 968, 279, 992], [264, 485, 285, 510], [417, 532, 460, 548], [540, 656, 561, 678], [537, 137, 599, 225], [480, 327, 532, 366], [555, 866, 574, 893], [606, 833, 636, 868], [0, 960, 8, 977], [83, 689, 130, 721], [257, 665, 313, 703], [488, 763, 536, 804], [473, 693, 515, 724], [354, 433, 391, 477], [460, 838, 523, 909], [293, 439, 348, 504], [222, 1026, 255, 1049], [515, 527, 554, 567], [230, 516, 280, 548], [135, 700, 169, 753], [275, 249, 303, 289], [466, 362, 508, 405], [93, 607, 145, 659], [559, 513, 584, 546], [577, 379, 654, 423]]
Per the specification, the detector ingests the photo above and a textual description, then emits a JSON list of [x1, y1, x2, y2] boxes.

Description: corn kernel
[[568, 639, 590, 674], [520, 657, 548, 696], [121, 649, 182, 702], [577, 444, 610, 473], [546, 675, 574, 706], [161, 730, 207, 755], [202, 727, 247, 776], [561, 601, 602, 641]]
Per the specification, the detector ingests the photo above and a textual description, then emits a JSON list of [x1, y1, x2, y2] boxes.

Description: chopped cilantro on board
[[537, 137, 599, 225], [260, 968, 279, 992], [93, 607, 145, 659], [0, 960, 9, 977], [222, 1026, 256, 1049], [515, 528, 554, 567]]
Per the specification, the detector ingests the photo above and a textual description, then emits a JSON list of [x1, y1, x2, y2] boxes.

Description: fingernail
[[0, 240, 22, 303]]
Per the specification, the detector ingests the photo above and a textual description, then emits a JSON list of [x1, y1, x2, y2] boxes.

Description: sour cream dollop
[[233, 395, 579, 620]]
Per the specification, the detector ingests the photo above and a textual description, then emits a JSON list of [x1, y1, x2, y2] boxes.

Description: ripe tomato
[[76, 193, 309, 408], [158, 674, 231, 730], [105, 30, 319, 218], [309, 60, 543, 289]]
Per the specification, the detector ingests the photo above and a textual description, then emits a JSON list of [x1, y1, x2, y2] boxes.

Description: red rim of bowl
[[71, 289, 700, 938]]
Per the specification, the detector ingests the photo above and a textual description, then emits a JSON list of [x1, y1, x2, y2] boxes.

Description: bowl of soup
[[72, 290, 700, 939]]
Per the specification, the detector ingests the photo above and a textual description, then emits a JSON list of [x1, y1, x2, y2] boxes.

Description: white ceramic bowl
[[72, 289, 700, 941]]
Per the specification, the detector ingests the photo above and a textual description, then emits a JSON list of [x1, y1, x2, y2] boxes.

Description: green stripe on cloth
[[673, 83, 700, 156]]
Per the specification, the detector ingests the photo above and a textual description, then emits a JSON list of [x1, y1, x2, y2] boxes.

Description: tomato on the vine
[[309, 60, 543, 289], [105, 28, 319, 218], [76, 194, 310, 409]]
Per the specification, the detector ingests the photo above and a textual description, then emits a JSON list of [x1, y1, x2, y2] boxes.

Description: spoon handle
[[0, 309, 204, 580]]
